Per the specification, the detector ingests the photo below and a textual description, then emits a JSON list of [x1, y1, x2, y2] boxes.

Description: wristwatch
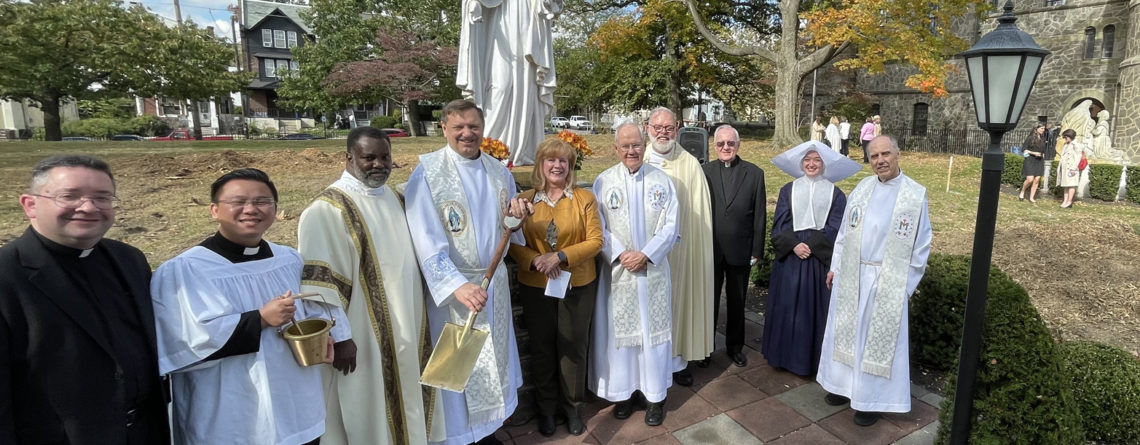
[[557, 251, 568, 263]]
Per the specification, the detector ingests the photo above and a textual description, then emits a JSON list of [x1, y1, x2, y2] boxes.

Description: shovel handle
[[461, 226, 515, 345]]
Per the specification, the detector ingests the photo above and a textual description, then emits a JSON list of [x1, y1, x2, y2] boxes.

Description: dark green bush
[[909, 253, 1015, 372], [935, 266, 1083, 444], [1059, 341, 1140, 444], [370, 116, 398, 129], [1127, 166, 1140, 203], [128, 115, 170, 137], [750, 211, 776, 287], [62, 118, 132, 138], [1087, 163, 1124, 201], [1002, 153, 1024, 187]]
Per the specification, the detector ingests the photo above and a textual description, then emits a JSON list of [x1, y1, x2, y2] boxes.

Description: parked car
[[62, 137, 95, 142], [149, 129, 234, 141], [279, 133, 325, 140], [568, 116, 594, 131], [381, 128, 409, 138], [550, 116, 569, 128], [111, 134, 145, 141]]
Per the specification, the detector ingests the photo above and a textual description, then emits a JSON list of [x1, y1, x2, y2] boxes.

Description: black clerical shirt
[[197, 232, 273, 361], [32, 231, 155, 406]]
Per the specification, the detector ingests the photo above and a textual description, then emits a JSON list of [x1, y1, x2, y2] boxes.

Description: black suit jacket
[[0, 228, 169, 445], [703, 156, 767, 266]]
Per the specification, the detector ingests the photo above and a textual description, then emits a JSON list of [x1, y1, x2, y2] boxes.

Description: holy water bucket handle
[[289, 292, 337, 326]]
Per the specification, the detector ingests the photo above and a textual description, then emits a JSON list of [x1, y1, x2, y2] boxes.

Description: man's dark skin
[[329, 135, 395, 375]]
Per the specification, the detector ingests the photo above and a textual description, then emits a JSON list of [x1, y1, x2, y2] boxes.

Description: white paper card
[[544, 271, 572, 299]]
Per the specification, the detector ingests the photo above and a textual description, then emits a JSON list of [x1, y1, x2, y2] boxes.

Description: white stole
[[419, 148, 511, 426], [834, 174, 925, 378], [596, 165, 672, 348]]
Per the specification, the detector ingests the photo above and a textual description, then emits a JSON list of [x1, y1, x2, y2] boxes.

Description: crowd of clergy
[[0, 99, 931, 445]]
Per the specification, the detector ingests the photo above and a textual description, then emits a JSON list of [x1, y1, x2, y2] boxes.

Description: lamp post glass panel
[[951, 1, 1049, 444]]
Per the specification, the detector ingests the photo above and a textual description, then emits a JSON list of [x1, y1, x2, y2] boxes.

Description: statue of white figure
[[1091, 110, 1125, 162], [1056, 100, 1095, 155], [456, 0, 560, 166]]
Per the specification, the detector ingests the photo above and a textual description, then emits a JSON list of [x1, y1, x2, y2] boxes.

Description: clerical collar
[[721, 156, 740, 168], [878, 170, 904, 185], [31, 228, 97, 258], [199, 232, 273, 263], [335, 170, 387, 196], [447, 145, 482, 165]]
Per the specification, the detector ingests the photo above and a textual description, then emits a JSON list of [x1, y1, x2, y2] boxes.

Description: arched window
[[1084, 27, 1096, 59], [1103, 25, 1115, 58], [912, 103, 929, 136]]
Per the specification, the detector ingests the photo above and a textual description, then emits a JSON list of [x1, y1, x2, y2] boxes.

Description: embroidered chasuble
[[152, 241, 351, 445], [588, 164, 681, 404], [404, 147, 524, 445], [298, 171, 443, 445], [645, 143, 716, 361], [816, 172, 932, 413]]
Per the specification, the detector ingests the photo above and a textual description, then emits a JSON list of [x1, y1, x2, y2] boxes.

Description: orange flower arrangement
[[558, 130, 592, 170], [480, 137, 510, 160]]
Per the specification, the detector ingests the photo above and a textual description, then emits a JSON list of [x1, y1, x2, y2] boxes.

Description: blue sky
[[136, 0, 239, 40]]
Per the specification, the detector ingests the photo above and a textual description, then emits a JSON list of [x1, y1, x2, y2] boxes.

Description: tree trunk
[[43, 93, 63, 141], [772, 72, 802, 148], [190, 99, 203, 140], [406, 101, 422, 137], [663, 24, 684, 120]]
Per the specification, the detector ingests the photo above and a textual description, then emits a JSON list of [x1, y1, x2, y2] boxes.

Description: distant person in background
[[1018, 124, 1047, 203], [1056, 129, 1089, 209], [825, 117, 842, 153], [763, 141, 858, 377], [811, 117, 825, 142], [839, 117, 852, 156], [508, 139, 603, 437], [859, 117, 876, 163]]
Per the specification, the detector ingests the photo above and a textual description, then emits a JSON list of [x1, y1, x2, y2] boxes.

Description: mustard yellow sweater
[[508, 187, 603, 288]]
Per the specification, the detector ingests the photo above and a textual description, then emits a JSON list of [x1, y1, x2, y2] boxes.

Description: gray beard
[[651, 139, 676, 154], [352, 165, 388, 188]]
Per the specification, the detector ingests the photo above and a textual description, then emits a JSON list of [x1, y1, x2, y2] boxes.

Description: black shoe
[[695, 357, 711, 368], [537, 415, 556, 437], [854, 410, 881, 427], [824, 393, 850, 406], [673, 369, 694, 387], [613, 399, 633, 419], [566, 413, 585, 435], [730, 351, 748, 367], [644, 401, 666, 426], [475, 434, 503, 445]]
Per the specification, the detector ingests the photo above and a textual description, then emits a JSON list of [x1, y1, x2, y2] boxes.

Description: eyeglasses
[[32, 193, 119, 210], [715, 141, 739, 148], [216, 198, 277, 209], [616, 143, 645, 153], [649, 125, 675, 134]]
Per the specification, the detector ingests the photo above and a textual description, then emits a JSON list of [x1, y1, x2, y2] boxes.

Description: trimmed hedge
[[1001, 153, 1024, 187], [908, 253, 1019, 372], [1128, 166, 1140, 203], [935, 254, 1083, 444], [1087, 163, 1124, 201], [1059, 341, 1140, 444], [370, 115, 399, 129]]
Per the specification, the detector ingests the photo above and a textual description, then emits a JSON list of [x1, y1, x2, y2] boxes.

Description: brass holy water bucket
[[280, 293, 336, 367]]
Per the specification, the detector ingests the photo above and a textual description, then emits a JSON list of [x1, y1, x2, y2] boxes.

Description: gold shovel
[[420, 214, 526, 392]]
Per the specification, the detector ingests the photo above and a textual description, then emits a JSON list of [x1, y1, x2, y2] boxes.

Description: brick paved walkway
[[495, 313, 941, 444]]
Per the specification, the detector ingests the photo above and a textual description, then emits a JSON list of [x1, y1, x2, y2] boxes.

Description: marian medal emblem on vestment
[[648, 184, 667, 210], [848, 206, 862, 229], [440, 200, 468, 235], [894, 211, 916, 240], [607, 188, 624, 210]]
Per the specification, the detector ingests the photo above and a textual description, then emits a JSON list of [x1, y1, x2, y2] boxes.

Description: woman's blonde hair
[[531, 138, 578, 191]]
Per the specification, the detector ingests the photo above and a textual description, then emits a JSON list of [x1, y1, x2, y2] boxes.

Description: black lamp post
[[950, 2, 1049, 444]]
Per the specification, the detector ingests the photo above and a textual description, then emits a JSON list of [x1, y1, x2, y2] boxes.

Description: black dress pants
[[519, 278, 598, 417], [713, 258, 750, 354], [862, 139, 871, 163]]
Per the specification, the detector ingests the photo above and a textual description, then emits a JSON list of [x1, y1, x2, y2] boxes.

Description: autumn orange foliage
[[480, 137, 510, 160], [558, 130, 593, 169]]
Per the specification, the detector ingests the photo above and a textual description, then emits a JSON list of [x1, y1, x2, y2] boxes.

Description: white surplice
[[816, 173, 933, 413], [589, 164, 683, 404], [298, 172, 442, 445], [152, 242, 350, 445], [404, 147, 523, 445]]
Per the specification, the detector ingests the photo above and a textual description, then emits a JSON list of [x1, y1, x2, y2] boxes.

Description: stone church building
[[806, 0, 1138, 163]]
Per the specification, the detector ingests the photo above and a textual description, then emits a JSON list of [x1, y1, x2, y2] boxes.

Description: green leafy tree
[[0, 0, 246, 140], [683, 0, 985, 147]]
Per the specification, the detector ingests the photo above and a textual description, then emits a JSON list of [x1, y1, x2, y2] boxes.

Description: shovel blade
[[420, 320, 489, 392]]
